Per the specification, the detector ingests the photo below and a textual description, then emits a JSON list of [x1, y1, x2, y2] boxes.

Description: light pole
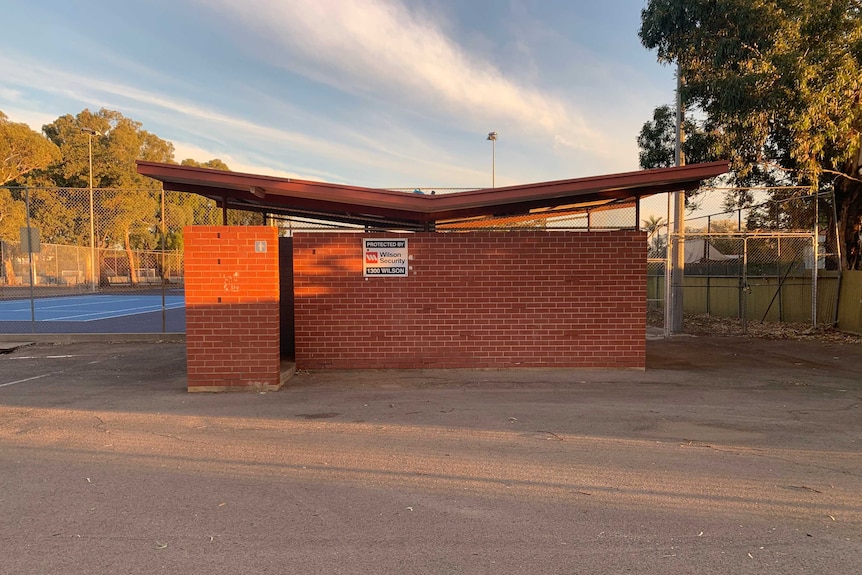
[[81, 127, 101, 292], [487, 131, 497, 188], [667, 67, 686, 335]]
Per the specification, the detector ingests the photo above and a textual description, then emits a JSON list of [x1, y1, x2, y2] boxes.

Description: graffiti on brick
[[223, 271, 240, 292]]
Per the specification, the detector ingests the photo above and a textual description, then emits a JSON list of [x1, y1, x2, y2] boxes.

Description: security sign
[[363, 239, 408, 277]]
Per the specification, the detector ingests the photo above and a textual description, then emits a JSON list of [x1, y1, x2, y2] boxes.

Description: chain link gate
[[645, 187, 843, 336], [662, 231, 829, 335]]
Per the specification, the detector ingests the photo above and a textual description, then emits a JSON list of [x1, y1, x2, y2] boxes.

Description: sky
[[0, 0, 676, 190]]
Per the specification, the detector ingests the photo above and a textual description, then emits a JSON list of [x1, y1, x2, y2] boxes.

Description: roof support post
[[222, 194, 228, 226]]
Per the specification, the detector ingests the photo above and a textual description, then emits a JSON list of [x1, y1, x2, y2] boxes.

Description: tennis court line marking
[[14, 296, 178, 311], [51, 302, 185, 321], [0, 372, 56, 388], [0, 296, 185, 322]]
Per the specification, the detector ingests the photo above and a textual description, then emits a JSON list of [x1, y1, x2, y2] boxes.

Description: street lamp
[[81, 127, 102, 292], [486, 131, 497, 188], [488, 132, 497, 188]]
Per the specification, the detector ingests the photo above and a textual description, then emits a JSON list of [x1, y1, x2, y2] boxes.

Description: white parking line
[[6, 355, 83, 360], [0, 373, 55, 388]]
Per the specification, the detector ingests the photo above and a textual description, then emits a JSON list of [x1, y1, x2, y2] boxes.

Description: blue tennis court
[[0, 295, 184, 321], [0, 293, 186, 333]]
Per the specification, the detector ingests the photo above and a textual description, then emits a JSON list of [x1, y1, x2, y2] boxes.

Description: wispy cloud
[[1, 0, 668, 188], [170, 141, 315, 180], [197, 0, 606, 153], [0, 52, 491, 183]]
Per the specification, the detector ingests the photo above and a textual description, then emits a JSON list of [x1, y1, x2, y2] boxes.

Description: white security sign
[[363, 239, 408, 277]]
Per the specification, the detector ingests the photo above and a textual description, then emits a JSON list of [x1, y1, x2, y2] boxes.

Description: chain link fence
[[7, 183, 838, 337], [0, 187, 263, 334], [3, 186, 642, 334], [266, 199, 641, 233], [646, 189, 841, 335]]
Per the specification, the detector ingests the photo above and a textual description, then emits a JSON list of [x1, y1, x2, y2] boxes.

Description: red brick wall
[[293, 231, 646, 369], [184, 226, 281, 391]]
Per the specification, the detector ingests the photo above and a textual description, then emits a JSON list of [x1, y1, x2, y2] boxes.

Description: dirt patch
[[648, 309, 862, 344], [648, 421, 763, 443], [646, 333, 862, 390]]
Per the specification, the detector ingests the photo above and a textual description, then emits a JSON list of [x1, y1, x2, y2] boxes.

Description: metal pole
[[706, 215, 711, 315], [813, 188, 820, 326], [812, 226, 818, 328], [669, 67, 686, 333], [777, 236, 783, 322], [492, 138, 496, 188], [161, 187, 167, 333], [831, 190, 842, 326], [487, 131, 498, 188], [25, 189, 36, 329], [742, 236, 749, 334], [664, 190, 672, 337], [88, 134, 97, 292]]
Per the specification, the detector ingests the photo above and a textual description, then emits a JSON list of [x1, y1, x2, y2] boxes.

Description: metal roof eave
[[136, 160, 729, 225]]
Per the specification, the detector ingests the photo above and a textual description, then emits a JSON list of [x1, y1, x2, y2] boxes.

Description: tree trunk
[[837, 178, 862, 270], [125, 228, 138, 286], [2, 256, 19, 286]]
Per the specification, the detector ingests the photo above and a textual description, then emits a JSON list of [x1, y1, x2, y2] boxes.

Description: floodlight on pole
[[81, 127, 102, 292], [487, 131, 498, 188]]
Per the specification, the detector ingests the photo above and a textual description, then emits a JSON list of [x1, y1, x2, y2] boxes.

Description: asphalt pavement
[[1, 337, 860, 574]]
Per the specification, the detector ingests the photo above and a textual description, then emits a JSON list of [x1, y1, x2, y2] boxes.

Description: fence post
[[741, 235, 748, 335], [811, 232, 818, 327], [706, 217, 711, 315], [24, 189, 36, 327], [161, 187, 167, 333], [777, 236, 783, 322]]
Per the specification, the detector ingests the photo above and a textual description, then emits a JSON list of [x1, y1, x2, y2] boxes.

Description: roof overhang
[[136, 160, 729, 227]]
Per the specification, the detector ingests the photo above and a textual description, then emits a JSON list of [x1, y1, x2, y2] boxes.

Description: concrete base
[[0, 341, 34, 353], [186, 360, 296, 393]]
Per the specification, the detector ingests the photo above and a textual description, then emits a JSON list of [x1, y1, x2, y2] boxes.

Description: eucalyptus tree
[[638, 0, 862, 267], [33, 108, 175, 284], [0, 111, 60, 283]]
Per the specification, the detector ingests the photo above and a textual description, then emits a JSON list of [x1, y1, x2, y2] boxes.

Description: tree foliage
[[178, 158, 264, 227], [31, 109, 178, 283], [638, 104, 722, 209], [637, 105, 719, 169], [0, 111, 61, 187], [0, 111, 62, 282], [642, 214, 667, 258], [1, 108, 241, 285], [639, 0, 862, 268]]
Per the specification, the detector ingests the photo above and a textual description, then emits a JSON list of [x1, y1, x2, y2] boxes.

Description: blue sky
[[0, 0, 675, 189]]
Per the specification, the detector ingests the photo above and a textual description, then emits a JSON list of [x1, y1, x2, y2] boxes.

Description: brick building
[[138, 161, 727, 391]]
